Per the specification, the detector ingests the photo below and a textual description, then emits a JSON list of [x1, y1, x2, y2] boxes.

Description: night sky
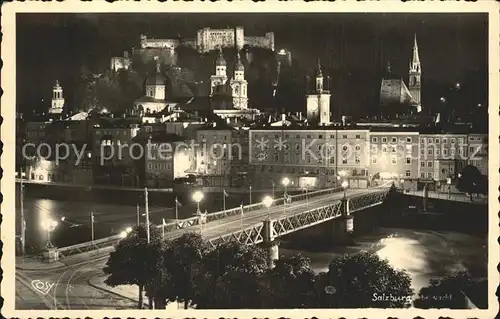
[[16, 13, 488, 115]]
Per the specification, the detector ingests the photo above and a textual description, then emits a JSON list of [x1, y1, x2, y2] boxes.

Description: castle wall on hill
[[131, 48, 178, 66], [137, 27, 275, 54], [244, 32, 275, 52]]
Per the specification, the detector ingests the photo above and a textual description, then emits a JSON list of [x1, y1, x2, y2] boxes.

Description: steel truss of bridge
[[207, 188, 391, 248], [54, 186, 393, 258]]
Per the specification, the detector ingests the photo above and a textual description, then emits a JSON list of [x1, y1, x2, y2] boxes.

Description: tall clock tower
[[408, 34, 421, 105], [306, 59, 331, 125]]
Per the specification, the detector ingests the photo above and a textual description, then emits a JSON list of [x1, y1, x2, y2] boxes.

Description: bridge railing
[[55, 186, 344, 257]]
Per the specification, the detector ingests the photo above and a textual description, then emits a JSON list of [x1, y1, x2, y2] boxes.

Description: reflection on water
[[281, 227, 487, 293]]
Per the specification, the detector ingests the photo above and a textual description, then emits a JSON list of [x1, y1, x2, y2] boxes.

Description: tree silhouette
[[318, 252, 413, 308], [103, 224, 162, 309], [456, 165, 486, 200]]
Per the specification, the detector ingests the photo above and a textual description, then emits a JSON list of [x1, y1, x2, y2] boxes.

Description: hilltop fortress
[[140, 27, 275, 53], [111, 27, 275, 72]]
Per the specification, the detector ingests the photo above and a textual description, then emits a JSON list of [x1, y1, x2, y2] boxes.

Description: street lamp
[[41, 218, 59, 249], [119, 227, 133, 239], [192, 190, 204, 214], [282, 177, 290, 216], [341, 180, 349, 199], [262, 195, 273, 219]]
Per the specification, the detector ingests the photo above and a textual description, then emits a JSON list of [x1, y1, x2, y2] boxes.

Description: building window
[[342, 158, 348, 164], [330, 157, 335, 164], [434, 138, 439, 143], [406, 156, 411, 164], [318, 135, 323, 139], [420, 149, 425, 155], [343, 134, 347, 139], [356, 134, 361, 139], [372, 157, 377, 164], [405, 170, 411, 177], [427, 161, 433, 167], [428, 138, 432, 143], [391, 146, 397, 153], [421, 161, 425, 167], [391, 137, 397, 143], [428, 149, 433, 155], [406, 137, 412, 143], [469, 146, 474, 153], [355, 145, 361, 151], [355, 157, 360, 164], [372, 137, 378, 143], [451, 148, 456, 155], [458, 138, 464, 144], [443, 149, 448, 155], [427, 172, 433, 179], [436, 149, 440, 155], [420, 138, 425, 144], [382, 146, 388, 153], [330, 134, 335, 139], [451, 138, 455, 144], [391, 156, 397, 165], [443, 138, 447, 143], [382, 137, 388, 143], [421, 172, 425, 178]]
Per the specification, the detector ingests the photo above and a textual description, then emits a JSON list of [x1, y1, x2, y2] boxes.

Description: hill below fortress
[[70, 46, 283, 114]]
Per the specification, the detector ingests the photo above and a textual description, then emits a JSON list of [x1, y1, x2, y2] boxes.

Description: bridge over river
[[42, 183, 393, 267]]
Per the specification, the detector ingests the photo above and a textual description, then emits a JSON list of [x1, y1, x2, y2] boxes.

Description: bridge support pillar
[[332, 198, 354, 244], [263, 219, 279, 269], [42, 247, 60, 263]]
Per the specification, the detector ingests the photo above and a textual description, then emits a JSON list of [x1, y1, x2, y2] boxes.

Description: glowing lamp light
[[341, 180, 349, 189], [262, 196, 273, 208], [282, 177, 290, 187], [192, 191, 204, 203], [119, 231, 128, 238], [126, 226, 133, 233]]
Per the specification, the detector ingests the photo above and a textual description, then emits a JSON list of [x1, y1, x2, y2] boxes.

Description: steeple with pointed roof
[[215, 47, 227, 67], [234, 51, 245, 72], [408, 33, 422, 106]]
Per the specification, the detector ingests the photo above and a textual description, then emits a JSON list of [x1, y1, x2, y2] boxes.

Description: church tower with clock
[[306, 59, 331, 125], [408, 34, 421, 105]]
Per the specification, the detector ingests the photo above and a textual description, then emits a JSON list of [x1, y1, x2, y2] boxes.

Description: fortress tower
[[49, 80, 64, 114], [408, 34, 422, 105], [230, 52, 248, 110], [306, 59, 331, 125]]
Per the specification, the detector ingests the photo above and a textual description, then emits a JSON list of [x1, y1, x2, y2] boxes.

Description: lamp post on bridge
[[263, 195, 273, 220], [192, 190, 204, 235], [282, 177, 290, 216], [41, 218, 59, 249], [341, 180, 349, 215]]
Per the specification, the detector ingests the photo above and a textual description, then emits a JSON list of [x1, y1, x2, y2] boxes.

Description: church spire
[[315, 58, 323, 78], [411, 33, 420, 71], [154, 56, 161, 73]]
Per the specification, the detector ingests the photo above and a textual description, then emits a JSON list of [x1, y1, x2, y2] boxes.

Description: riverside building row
[[18, 115, 488, 190]]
